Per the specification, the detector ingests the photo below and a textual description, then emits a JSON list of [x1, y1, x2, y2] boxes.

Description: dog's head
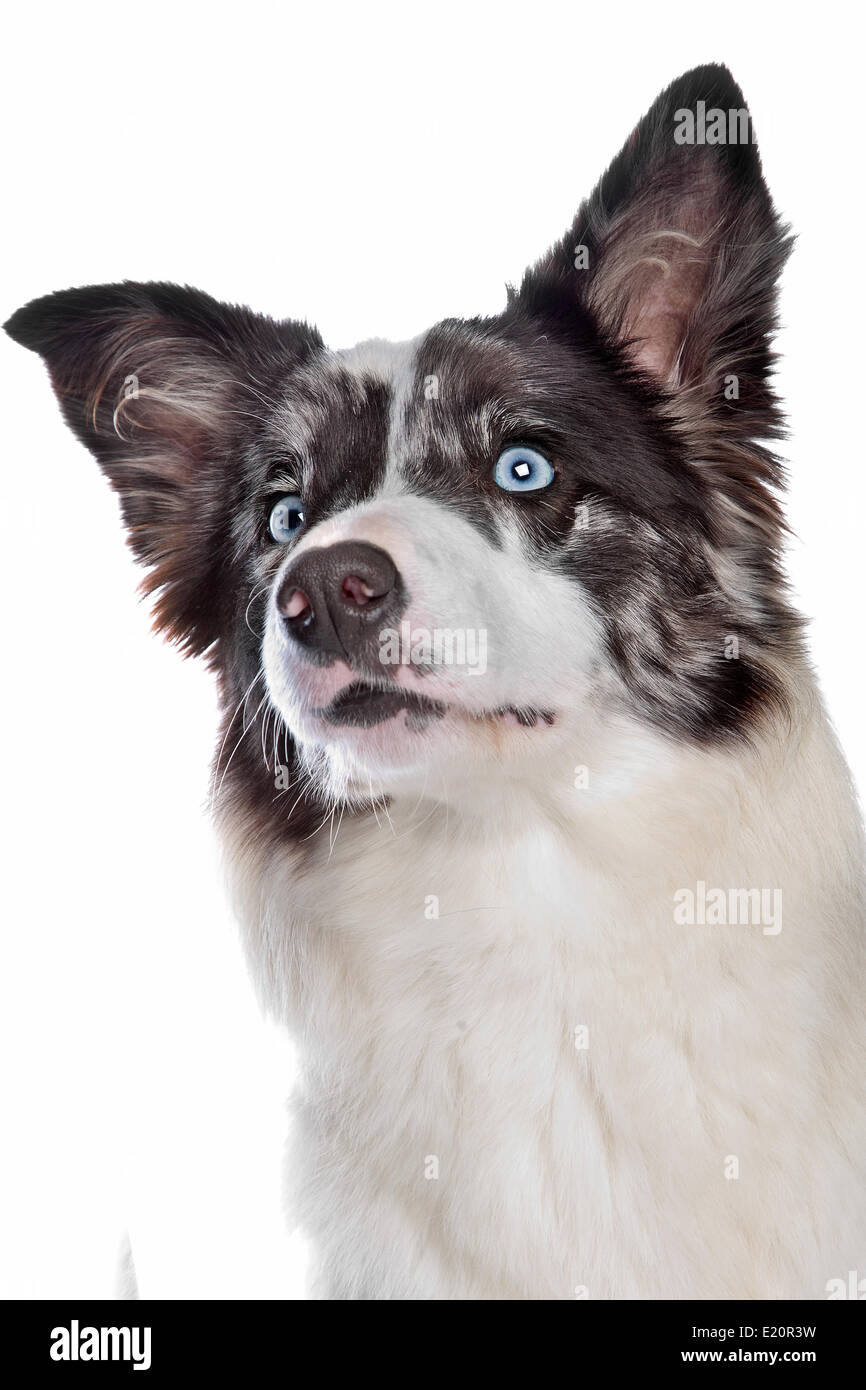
[[6, 64, 796, 822]]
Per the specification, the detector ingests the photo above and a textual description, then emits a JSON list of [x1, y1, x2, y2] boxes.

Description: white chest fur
[[223, 701, 866, 1299]]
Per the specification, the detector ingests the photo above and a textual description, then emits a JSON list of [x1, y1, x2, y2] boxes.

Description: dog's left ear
[[514, 64, 791, 416], [5, 281, 322, 654]]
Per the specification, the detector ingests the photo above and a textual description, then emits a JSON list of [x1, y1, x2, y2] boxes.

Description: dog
[[7, 62, 866, 1300]]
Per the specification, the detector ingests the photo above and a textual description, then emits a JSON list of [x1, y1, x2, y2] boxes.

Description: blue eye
[[493, 446, 554, 493], [268, 494, 305, 542]]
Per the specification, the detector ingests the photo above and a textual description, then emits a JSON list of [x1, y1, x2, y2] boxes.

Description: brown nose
[[276, 540, 406, 661]]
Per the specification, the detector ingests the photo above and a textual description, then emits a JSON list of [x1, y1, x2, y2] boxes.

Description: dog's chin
[[281, 680, 559, 788]]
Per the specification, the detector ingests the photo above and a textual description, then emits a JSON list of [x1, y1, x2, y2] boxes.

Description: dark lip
[[316, 681, 556, 731], [488, 707, 556, 728], [317, 681, 447, 729]]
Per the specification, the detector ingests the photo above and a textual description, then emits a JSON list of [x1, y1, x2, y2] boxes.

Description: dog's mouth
[[315, 680, 555, 731], [317, 681, 447, 728]]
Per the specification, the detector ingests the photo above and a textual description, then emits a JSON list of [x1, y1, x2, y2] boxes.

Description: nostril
[[276, 541, 403, 654], [281, 587, 313, 622], [342, 574, 378, 607]]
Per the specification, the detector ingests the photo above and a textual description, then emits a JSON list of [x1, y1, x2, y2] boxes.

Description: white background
[[1, 1, 863, 1298]]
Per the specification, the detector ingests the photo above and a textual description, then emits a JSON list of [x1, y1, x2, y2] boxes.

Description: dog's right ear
[[513, 64, 790, 408], [5, 282, 322, 653]]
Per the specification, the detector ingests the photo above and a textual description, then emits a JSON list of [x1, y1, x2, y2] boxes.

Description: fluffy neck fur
[[219, 663, 866, 1299]]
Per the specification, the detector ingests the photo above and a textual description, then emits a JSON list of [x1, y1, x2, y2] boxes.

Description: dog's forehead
[[266, 336, 414, 474], [267, 320, 561, 478], [332, 324, 531, 403]]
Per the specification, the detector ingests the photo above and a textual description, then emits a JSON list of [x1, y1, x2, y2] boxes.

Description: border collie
[[7, 63, 866, 1300]]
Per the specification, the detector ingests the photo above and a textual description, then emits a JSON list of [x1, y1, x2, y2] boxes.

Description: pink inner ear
[[589, 167, 721, 387], [625, 235, 712, 382]]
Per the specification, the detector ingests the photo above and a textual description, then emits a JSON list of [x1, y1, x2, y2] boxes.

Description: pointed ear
[[514, 64, 791, 411], [5, 282, 322, 653]]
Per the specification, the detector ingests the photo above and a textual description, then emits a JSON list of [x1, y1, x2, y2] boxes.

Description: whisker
[[302, 801, 337, 843], [261, 701, 276, 770], [210, 668, 264, 811], [245, 582, 272, 637], [212, 672, 267, 808]]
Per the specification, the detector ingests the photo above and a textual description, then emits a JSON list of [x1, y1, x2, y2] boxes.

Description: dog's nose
[[276, 541, 405, 658]]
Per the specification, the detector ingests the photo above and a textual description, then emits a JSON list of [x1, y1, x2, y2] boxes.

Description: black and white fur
[[7, 64, 866, 1299]]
